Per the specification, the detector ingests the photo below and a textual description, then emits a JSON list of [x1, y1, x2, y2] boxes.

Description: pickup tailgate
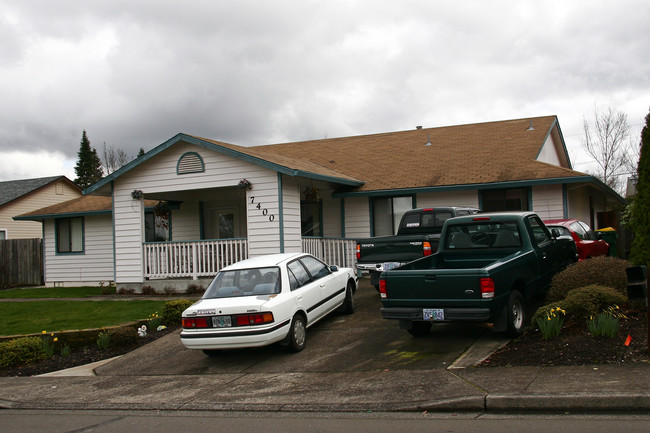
[[381, 268, 486, 305], [358, 234, 437, 263]]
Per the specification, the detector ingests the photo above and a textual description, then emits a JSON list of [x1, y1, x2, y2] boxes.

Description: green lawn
[[0, 286, 112, 299], [0, 300, 168, 336]]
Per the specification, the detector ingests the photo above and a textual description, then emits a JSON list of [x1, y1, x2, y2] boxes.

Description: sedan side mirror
[[330, 265, 339, 272]]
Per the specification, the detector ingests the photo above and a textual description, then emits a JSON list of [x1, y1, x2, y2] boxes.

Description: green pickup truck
[[379, 212, 577, 337]]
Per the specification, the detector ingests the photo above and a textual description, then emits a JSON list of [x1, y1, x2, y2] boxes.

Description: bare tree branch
[[101, 143, 132, 175], [581, 105, 632, 194]]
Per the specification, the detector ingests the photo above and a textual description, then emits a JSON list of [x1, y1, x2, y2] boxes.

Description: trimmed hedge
[[547, 256, 630, 303], [533, 284, 628, 325], [161, 299, 195, 326], [0, 337, 47, 368]]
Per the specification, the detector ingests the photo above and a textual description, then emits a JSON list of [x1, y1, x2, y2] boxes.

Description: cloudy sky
[[1, 0, 648, 182]]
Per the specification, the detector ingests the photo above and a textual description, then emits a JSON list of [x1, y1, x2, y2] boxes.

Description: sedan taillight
[[234, 312, 274, 326], [182, 317, 209, 328]]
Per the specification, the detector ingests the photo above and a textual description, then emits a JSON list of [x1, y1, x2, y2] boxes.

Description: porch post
[[192, 244, 198, 280]]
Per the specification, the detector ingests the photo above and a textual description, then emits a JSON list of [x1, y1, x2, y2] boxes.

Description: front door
[[210, 207, 240, 239]]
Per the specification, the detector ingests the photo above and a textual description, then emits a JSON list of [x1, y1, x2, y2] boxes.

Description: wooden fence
[[0, 238, 43, 288]]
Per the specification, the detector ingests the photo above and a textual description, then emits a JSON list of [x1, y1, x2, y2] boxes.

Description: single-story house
[[1, 176, 81, 240], [16, 115, 625, 290]]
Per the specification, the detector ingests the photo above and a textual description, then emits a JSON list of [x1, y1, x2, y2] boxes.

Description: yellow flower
[[547, 316, 551, 321], [42, 330, 47, 334], [53, 337, 58, 342]]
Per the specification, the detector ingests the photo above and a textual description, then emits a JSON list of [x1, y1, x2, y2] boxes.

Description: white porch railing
[[301, 237, 357, 269], [143, 237, 358, 280], [144, 239, 248, 280]]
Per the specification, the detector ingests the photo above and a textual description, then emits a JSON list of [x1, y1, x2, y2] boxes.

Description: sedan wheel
[[288, 314, 306, 352]]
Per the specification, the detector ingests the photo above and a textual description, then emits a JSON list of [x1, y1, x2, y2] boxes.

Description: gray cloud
[[0, 0, 649, 180]]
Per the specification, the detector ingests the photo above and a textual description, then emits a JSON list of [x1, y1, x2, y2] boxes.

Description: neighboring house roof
[[0, 176, 80, 209], [15, 196, 159, 221]]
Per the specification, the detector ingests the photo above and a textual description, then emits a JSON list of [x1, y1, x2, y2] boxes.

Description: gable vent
[[177, 152, 205, 175]]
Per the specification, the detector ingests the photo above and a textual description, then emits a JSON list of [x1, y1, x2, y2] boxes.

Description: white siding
[[171, 200, 200, 241], [416, 190, 479, 209], [343, 196, 370, 239], [532, 184, 564, 220], [536, 134, 562, 166], [111, 141, 287, 279], [113, 189, 144, 283], [281, 176, 302, 253], [43, 215, 114, 286]]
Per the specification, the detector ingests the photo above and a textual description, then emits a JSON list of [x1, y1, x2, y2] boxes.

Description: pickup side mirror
[[550, 228, 560, 238], [330, 265, 339, 272]]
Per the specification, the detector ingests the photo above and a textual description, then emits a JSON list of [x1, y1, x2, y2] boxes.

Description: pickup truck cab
[[379, 212, 577, 337], [356, 207, 478, 289]]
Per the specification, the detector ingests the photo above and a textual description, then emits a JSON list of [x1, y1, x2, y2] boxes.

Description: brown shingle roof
[[252, 115, 588, 191], [16, 196, 158, 219]]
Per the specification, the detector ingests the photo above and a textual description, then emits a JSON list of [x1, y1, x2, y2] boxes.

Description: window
[[372, 196, 413, 236], [300, 255, 330, 280], [0, 229, 6, 240], [481, 188, 529, 212], [528, 216, 551, 247], [301, 201, 322, 236], [56, 217, 83, 253], [287, 260, 310, 291], [145, 212, 170, 242]]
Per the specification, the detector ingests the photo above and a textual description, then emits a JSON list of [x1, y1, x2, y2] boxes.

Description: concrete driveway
[[95, 278, 503, 376]]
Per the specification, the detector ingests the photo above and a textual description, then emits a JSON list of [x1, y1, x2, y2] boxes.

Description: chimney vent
[[416, 125, 422, 130]]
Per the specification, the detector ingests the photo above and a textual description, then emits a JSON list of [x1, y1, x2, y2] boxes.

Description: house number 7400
[[249, 196, 275, 222]]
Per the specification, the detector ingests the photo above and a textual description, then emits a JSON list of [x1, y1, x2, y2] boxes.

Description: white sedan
[[180, 253, 357, 355]]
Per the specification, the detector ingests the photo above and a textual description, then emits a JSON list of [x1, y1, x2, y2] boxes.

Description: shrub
[[141, 286, 157, 296], [532, 285, 628, 325], [0, 337, 47, 368], [185, 284, 205, 295], [107, 326, 139, 348], [161, 299, 195, 326], [547, 256, 630, 303]]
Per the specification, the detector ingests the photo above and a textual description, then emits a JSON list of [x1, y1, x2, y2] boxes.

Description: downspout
[[278, 172, 284, 253]]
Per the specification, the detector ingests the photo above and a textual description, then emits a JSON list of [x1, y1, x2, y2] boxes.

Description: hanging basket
[[238, 178, 252, 190]]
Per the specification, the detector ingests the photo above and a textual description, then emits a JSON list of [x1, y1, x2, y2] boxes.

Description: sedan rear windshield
[[203, 267, 280, 298], [445, 222, 522, 249]]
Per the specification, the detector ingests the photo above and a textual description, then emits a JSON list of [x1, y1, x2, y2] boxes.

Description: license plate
[[212, 316, 232, 328], [423, 308, 444, 321], [383, 262, 402, 271]]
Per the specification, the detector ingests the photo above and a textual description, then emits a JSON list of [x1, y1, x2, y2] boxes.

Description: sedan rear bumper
[[180, 319, 291, 350]]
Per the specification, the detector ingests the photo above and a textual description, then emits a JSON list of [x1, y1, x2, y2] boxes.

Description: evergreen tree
[[629, 108, 650, 266], [74, 130, 103, 189]]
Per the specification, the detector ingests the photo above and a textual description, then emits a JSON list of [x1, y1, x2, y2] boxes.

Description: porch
[[143, 237, 357, 280]]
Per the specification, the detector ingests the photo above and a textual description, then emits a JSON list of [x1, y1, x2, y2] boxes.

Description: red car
[[544, 219, 609, 260]]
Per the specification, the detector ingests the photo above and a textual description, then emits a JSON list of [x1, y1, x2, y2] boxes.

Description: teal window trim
[[562, 184, 568, 218], [55, 216, 85, 255], [176, 151, 205, 175], [111, 181, 116, 282]]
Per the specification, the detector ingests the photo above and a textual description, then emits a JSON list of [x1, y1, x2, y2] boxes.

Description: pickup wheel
[[505, 290, 525, 337], [407, 321, 432, 337]]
